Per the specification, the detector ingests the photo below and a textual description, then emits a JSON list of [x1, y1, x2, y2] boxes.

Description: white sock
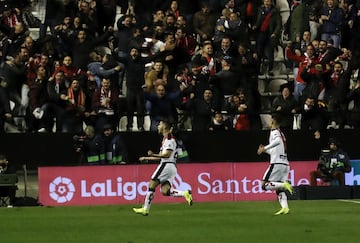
[[170, 189, 185, 197], [264, 182, 285, 191], [143, 190, 154, 211], [278, 192, 288, 208]]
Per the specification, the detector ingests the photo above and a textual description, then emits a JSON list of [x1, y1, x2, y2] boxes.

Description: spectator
[[0, 48, 28, 126], [232, 42, 260, 106], [102, 123, 128, 164], [288, 30, 313, 77], [96, 0, 118, 35], [210, 55, 243, 109], [57, 27, 113, 71], [223, 11, 248, 45], [324, 61, 351, 128], [317, 38, 343, 67], [26, 65, 51, 132], [144, 60, 169, 94], [208, 111, 231, 131], [22, 36, 39, 59], [0, 3, 20, 30], [0, 28, 11, 63], [26, 53, 52, 82], [300, 96, 326, 139], [174, 26, 197, 57], [174, 14, 193, 35], [45, 70, 68, 132], [253, 0, 282, 76], [92, 77, 119, 132], [310, 137, 351, 186], [4, 22, 28, 61], [345, 76, 360, 128], [212, 8, 231, 45], [0, 154, 17, 207], [114, 14, 134, 60], [185, 87, 219, 131], [144, 84, 183, 131], [213, 35, 238, 61], [76, 0, 99, 37], [160, 31, 188, 83], [62, 77, 90, 133], [192, 40, 218, 77], [229, 89, 253, 131], [89, 52, 123, 91], [193, 1, 218, 42], [318, 0, 344, 48], [118, 46, 165, 131], [300, 62, 329, 104], [288, 0, 311, 42], [285, 42, 319, 102], [0, 81, 12, 133], [340, 0, 357, 50], [166, 1, 181, 19], [102, 53, 125, 94], [271, 83, 300, 129], [163, 13, 177, 34], [51, 55, 84, 88], [37, 0, 65, 39]]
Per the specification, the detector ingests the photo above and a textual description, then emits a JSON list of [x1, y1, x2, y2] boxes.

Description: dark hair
[[329, 137, 340, 147], [271, 113, 281, 125]]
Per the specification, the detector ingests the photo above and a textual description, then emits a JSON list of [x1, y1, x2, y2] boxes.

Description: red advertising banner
[[38, 161, 318, 206]]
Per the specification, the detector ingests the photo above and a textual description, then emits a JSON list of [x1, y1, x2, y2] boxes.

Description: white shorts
[[262, 163, 289, 182], [151, 162, 177, 185]]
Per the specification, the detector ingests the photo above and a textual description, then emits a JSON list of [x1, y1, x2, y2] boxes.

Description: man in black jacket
[[310, 138, 351, 186]]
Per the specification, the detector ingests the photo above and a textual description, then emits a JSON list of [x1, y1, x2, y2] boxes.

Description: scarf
[[260, 9, 272, 32], [67, 88, 85, 109]]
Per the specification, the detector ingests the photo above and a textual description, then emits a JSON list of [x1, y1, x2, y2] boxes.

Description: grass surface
[[2, 200, 360, 243]]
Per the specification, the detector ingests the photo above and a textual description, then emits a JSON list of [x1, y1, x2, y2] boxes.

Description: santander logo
[[49, 176, 75, 203]]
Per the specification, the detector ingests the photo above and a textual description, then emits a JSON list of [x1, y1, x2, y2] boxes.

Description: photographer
[[74, 125, 105, 165], [310, 138, 351, 186], [0, 154, 17, 207]]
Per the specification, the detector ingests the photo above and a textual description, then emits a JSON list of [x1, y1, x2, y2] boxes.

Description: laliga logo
[[49, 176, 75, 203]]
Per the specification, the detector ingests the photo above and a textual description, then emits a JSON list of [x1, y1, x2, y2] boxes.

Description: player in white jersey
[[257, 115, 293, 215], [133, 119, 192, 216]]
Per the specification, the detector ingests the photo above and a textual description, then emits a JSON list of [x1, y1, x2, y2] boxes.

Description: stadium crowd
[[0, 0, 359, 135]]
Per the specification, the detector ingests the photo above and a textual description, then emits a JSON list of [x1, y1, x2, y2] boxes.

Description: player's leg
[[263, 164, 291, 215], [143, 179, 159, 210], [133, 179, 159, 216], [161, 181, 193, 206], [162, 164, 193, 205], [262, 164, 292, 193]]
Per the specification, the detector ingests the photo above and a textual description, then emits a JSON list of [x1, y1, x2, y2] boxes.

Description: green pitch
[[1, 200, 360, 243]]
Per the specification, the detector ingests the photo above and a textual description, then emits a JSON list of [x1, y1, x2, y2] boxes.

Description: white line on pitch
[[338, 199, 360, 204]]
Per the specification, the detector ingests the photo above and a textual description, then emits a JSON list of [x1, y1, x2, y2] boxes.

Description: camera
[[318, 149, 331, 174], [73, 135, 86, 151]]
